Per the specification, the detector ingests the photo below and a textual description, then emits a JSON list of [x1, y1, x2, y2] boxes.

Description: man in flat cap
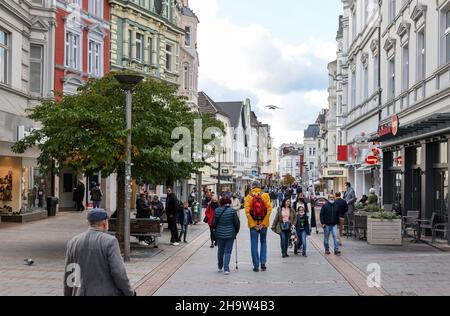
[[64, 209, 135, 296]]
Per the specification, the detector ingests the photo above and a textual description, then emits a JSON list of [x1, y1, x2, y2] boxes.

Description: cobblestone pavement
[[2, 208, 450, 296]]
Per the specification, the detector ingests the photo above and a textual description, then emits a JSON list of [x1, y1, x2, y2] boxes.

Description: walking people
[[178, 202, 193, 243], [335, 192, 348, 246], [320, 194, 341, 256], [344, 182, 357, 214], [295, 206, 311, 257], [293, 192, 309, 214], [245, 181, 272, 272], [64, 209, 135, 296], [277, 190, 284, 209], [205, 195, 220, 248], [271, 198, 296, 258], [73, 181, 85, 212], [166, 188, 180, 246], [213, 196, 241, 275], [90, 182, 103, 209], [231, 193, 241, 211], [269, 190, 278, 209]]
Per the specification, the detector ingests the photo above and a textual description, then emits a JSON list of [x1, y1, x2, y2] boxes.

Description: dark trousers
[[75, 200, 84, 212], [168, 217, 179, 243], [209, 226, 215, 245]]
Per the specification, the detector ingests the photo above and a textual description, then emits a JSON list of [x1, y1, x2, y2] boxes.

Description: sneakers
[[325, 250, 331, 255], [210, 244, 215, 248], [139, 241, 148, 246], [253, 268, 259, 272], [224, 271, 230, 275], [172, 242, 180, 246], [302, 254, 308, 258], [261, 265, 267, 271], [335, 250, 342, 256]]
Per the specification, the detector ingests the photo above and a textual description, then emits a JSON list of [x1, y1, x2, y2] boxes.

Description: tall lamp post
[[114, 73, 144, 262]]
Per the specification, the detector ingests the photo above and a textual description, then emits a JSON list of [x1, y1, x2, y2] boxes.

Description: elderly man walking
[[245, 181, 272, 272], [64, 209, 135, 296], [320, 194, 342, 256]]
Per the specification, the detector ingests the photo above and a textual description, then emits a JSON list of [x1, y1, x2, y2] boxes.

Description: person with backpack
[[213, 196, 240, 275], [205, 195, 220, 248], [90, 182, 103, 209], [271, 198, 296, 258], [244, 181, 272, 272]]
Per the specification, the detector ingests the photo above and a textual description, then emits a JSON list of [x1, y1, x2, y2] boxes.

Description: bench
[[108, 218, 163, 248]]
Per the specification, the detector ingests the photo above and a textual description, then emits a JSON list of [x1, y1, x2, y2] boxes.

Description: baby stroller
[[288, 225, 299, 254]]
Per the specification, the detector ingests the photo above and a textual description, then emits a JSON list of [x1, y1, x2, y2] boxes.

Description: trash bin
[[46, 197, 59, 217]]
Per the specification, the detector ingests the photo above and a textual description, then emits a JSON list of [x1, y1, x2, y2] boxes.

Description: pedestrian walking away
[[166, 188, 180, 246], [271, 198, 296, 258], [335, 192, 349, 246], [90, 182, 103, 209], [213, 196, 240, 275], [205, 195, 220, 248], [64, 209, 135, 296], [320, 194, 341, 256], [245, 181, 272, 272]]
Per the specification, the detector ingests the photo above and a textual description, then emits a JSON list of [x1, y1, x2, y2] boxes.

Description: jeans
[[217, 238, 235, 272], [179, 224, 188, 242], [168, 217, 179, 243], [298, 230, 307, 255], [93, 200, 101, 209], [324, 225, 339, 252], [279, 229, 290, 256], [250, 228, 267, 268]]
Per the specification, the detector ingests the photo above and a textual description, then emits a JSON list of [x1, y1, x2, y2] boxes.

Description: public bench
[[108, 218, 163, 248]]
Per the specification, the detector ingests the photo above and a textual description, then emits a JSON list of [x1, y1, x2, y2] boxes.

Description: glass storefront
[[21, 167, 48, 213]]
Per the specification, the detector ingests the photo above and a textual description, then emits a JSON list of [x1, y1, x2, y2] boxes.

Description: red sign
[[392, 114, 399, 136], [365, 156, 379, 165], [337, 145, 348, 161]]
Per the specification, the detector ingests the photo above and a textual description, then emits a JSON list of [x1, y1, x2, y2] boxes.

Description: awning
[[357, 164, 379, 173], [374, 113, 450, 146]]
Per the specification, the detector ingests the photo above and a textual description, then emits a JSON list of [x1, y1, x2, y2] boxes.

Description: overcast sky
[[189, 0, 342, 147]]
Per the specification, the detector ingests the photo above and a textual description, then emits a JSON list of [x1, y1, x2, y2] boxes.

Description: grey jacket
[[64, 228, 134, 296], [344, 187, 357, 213]]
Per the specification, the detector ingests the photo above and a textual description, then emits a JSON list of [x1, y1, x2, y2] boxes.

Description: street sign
[[365, 156, 379, 165]]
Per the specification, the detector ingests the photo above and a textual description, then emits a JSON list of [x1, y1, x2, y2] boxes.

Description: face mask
[[329, 200, 335, 205]]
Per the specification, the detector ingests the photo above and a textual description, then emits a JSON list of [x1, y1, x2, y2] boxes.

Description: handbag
[[203, 216, 208, 224], [280, 221, 291, 232]]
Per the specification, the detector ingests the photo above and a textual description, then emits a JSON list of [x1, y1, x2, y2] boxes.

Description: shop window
[[439, 142, 448, 164], [0, 170, 13, 213], [22, 167, 48, 212], [393, 150, 403, 167], [413, 146, 422, 165]]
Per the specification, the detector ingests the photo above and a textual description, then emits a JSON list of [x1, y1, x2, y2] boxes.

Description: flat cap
[[87, 209, 109, 223]]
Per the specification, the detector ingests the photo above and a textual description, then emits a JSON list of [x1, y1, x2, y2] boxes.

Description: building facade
[[0, 0, 56, 216], [109, 0, 184, 85], [278, 143, 303, 181], [303, 124, 320, 190]]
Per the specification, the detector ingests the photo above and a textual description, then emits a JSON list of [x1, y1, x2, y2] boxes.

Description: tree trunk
[[116, 165, 125, 252]]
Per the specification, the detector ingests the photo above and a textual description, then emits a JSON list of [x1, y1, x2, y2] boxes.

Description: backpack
[[249, 193, 268, 222], [91, 187, 102, 201]]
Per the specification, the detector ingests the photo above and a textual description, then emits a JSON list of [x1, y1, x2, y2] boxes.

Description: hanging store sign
[[391, 114, 399, 136], [378, 114, 400, 137], [365, 156, 379, 165]]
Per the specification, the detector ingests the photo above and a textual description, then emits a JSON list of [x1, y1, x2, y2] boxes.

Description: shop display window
[[0, 170, 13, 214], [21, 167, 48, 213]]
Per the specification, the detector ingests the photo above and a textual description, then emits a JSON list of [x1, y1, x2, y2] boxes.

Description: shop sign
[[392, 114, 399, 136], [337, 145, 348, 162], [365, 156, 379, 165], [222, 169, 230, 175], [378, 115, 400, 137]]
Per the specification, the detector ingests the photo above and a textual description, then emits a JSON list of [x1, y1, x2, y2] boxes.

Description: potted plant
[[367, 212, 403, 246]]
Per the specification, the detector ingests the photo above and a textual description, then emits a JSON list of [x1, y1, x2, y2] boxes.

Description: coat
[[205, 202, 220, 226], [244, 188, 273, 229], [271, 207, 297, 235], [165, 193, 178, 218], [64, 229, 134, 296], [212, 205, 240, 239], [320, 202, 340, 226], [335, 198, 349, 217], [178, 208, 193, 226], [231, 198, 241, 211], [295, 214, 311, 236], [344, 187, 357, 213]]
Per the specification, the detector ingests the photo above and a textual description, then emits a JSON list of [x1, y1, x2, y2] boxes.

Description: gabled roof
[[215, 102, 244, 128], [181, 6, 199, 22], [251, 111, 260, 127], [198, 92, 228, 117], [304, 124, 320, 139]]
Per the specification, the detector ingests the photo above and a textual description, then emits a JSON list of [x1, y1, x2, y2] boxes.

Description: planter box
[[367, 218, 402, 246], [0, 210, 48, 223]]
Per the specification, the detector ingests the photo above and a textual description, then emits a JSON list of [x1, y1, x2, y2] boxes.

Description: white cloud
[[190, 0, 334, 146]]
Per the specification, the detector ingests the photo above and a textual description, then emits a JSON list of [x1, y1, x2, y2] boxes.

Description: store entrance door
[[411, 169, 422, 213], [434, 170, 449, 234]]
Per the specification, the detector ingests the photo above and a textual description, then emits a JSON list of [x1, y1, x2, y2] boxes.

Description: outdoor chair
[[419, 212, 436, 237], [403, 211, 420, 239], [432, 223, 448, 243], [353, 214, 367, 240]]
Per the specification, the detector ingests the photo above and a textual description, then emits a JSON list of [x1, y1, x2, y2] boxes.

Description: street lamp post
[[114, 74, 144, 262]]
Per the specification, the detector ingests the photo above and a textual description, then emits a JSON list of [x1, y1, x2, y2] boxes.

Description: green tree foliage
[[12, 72, 224, 185], [283, 174, 296, 186]]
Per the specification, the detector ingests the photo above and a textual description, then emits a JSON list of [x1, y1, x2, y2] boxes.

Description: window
[[389, 0, 396, 23], [185, 26, 191, 46], [352, 10, 357, 40], [128, 30, 132, 59], [351, 71, 356, 108], [417, 30, 426, 81], [183, 63, 189, 89], [445, 10, 450, 64], [136, 33, 143, 62], [165, 43, 173, 71], [388, 58, 395, 100], [67, 0, 81, 6], [88, 40, 102, 77], [0, 29, 8, 84], [363, 65, 369, 101], [65, 31, 81, 70], [88, 0, 103, 18], [30, 45, 43, 94], [439, 142, 448, 164], [373, 54, 379, 93], [402, 45, 409, 92]]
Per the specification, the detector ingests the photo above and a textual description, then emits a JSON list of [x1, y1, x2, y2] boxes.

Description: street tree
[[12, 72, 224, 246], [283, 174, 296, 186]]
